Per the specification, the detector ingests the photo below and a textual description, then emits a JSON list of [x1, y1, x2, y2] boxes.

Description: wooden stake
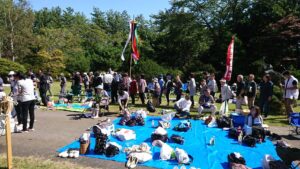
[[0, 96, 13, 169]]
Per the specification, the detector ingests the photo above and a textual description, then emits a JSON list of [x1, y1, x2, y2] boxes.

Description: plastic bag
[[133, 109, 148, 119], [154, 127, 167, 135], [161, 112, 175, 122], [115, 129, 136, 141], [160, 143, 174, 160], [175, 148, 190, 164], [129, 152, 152, 163]]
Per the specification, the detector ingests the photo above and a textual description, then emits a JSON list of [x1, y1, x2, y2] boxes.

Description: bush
[[270, 96, 284, 115], [0, 58, 26, 80]]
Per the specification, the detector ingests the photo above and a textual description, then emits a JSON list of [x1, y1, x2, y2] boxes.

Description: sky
[[29, 0, 171, 19]]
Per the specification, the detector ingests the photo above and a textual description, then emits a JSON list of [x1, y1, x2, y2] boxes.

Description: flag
[[121, 22, 132, 61], [131, 21, 140, 61], [223, 36, 235, 81]]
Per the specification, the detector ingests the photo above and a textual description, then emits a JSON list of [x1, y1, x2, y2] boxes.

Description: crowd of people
[[0, 68, 299, 132]]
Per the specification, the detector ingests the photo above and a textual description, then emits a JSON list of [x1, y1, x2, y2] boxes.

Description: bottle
[[210, 136, 215, 145], [238, 131, 243, 145], [152, 120, 155, 127]]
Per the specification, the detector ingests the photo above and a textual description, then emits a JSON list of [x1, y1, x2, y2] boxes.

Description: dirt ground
[[0, 109, 299, 169]]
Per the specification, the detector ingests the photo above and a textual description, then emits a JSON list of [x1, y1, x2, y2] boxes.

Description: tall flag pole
[[223, 36, 235, 81], [121, 22, 132, 61]]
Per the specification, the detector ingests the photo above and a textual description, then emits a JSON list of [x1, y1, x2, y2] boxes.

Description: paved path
[[1, 109, 299, 169]]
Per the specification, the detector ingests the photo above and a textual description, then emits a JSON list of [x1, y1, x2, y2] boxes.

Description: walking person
[[111, 72, 120, 103], [282, 71, 299, 116], [259, 74, 273, 118], [152, 78, 161, 107], [138, 74, 147, 104], [174, 75, 183, 101], [46, 72, 53, 96], [9, 71, 22, 124], [16, 72, 36, 132], [246, 74, 257, 108], [188, 73, 196, 108], [129, 75, 138, 104], [59, 73, 67, 95]]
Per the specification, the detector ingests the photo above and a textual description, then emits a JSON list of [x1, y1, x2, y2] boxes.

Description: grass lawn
[[4, 81, 299, 127], [0, 156, 95, 169]]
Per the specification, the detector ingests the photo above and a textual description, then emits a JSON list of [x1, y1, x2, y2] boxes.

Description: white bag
[[175, 148, 190, 164], [161, 112, 175, 122], [219, 101, 229, 115], [207, 118, 217, 128], [160, 143, 174, 160], [115, 129, 136, 141], [134, 109, 147, 119], [129, 152, 152, 163], [262, 154, 275, 169], [154, 127, 167, 135]]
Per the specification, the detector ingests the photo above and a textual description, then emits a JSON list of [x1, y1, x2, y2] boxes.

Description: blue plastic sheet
[[57, 116, 280, 169]]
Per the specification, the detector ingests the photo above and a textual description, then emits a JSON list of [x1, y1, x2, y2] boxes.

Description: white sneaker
[[68, 151, 75, 158], [59, 151, 68, 158], [73, 150, 80, 158]]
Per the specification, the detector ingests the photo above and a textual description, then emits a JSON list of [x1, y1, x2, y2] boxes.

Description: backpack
[[243, 135, 256, 147], [135, 116, 145, 126], [126, 119, 136, 127], [173, 120, 192, 132], [147, 100, 156, 112], [228, 128, 242, 139], [94, 132, 108, 155], [151, 133, 168, 143], [105, 144, 120, 158], [252, 126, 265, 142], [227, 152, 246, 165], [217, 116, 233, 128], [171, 134, 184, 144]]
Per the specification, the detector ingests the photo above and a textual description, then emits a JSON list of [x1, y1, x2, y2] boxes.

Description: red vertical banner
[[131, 21, 140, 61], [223, 36, 235, 81]]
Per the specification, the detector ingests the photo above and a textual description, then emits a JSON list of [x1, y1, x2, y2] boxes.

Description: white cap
[[8, 71, 15, 75], [96, 85, 103, 89]]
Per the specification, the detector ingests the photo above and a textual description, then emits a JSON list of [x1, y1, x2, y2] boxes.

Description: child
[[246, 106, 263, 127]]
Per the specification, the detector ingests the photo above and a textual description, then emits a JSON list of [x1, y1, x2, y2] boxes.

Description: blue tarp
[[57, 116, 280, 169]]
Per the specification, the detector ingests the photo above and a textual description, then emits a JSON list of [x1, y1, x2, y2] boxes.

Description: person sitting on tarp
[[92, 85, 109, 118], [118, 90, 129, 113], [245, 106, 263, 127], [198, 89, 217, 115], [174, 94, 191, 118]]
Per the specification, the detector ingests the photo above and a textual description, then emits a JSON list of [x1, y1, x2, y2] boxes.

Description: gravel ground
[[0, 109, 299, 169]]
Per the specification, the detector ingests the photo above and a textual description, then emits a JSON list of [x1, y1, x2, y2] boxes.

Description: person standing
[[259, 74, 273, 118], [93, 72, 103, 94], [220, 79, 234, 102], [174, 75, 183, 101], [9, 71, 22, 124], [152, 78, 161, 107], [38, 70, 48, 106], [16, 73, 36, 132], [188, 73, 196, 108], [138, 74, 147, 104], [83, 72, 90, 91], [59, 73, 67, 95], [246, 74, 257, 108], [164, 75, 173, 106], [199, 79, 208, 96], [282, 71, 299, 116], [103, 71, 113, 96], [236, 74, 246, 109], [111, 73, 120, 103], [207, 73, 218, 98], [129, 76, 138, 104], [158, 75, 165, 105], [46, 72, 53, 96]]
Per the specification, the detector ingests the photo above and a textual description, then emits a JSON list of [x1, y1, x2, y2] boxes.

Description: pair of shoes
[[125, 156, 138, 169], [29, 128, 35, 132], [68, 149, 80, 158], [60, 149, 79, 158]]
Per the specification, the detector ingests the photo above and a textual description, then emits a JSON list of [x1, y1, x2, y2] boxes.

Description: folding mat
[[54, 103, 91, 112], [57, 116, 280, 169]]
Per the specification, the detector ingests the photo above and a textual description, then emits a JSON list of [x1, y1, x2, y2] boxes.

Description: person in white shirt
[[103, 72, 113, 95], [282, 71, 299, 116], [174, 95, 192, 117], [188, 73, 196, 108], [220, 79, 234, 101], [15, 72, 36, 132], [118, 90, 129, 111]]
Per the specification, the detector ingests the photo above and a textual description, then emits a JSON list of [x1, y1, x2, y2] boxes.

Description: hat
[[96, 85, 103, 89], [83, 72, 87, 75], [153, 78, 158, 82], [220, 79, 226, 83], [8, 71, 15, 75]]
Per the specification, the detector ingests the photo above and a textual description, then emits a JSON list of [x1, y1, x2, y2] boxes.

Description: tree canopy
[[0, 0, 299, 79]]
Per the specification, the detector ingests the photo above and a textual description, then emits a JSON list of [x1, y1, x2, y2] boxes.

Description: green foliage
[[270, 95, 284, 115], [0, 58, 26, 76]]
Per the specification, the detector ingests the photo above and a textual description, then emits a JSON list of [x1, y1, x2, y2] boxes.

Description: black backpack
[[252, 126, 265, 142], [147, 100, 156, 112], [151, 133, 168, 142], [217, 116, 233, 128], [227, 153, 246, 165], [94, 133, 108, 155], [105, 144, 120, 158], [135, 116, 145, 126], [269, 160, 289, 169], [173, 120, 192, 132], [170, 134, 184, 144], [228, 128, 242, 139], [243, 135, 256, 147]]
